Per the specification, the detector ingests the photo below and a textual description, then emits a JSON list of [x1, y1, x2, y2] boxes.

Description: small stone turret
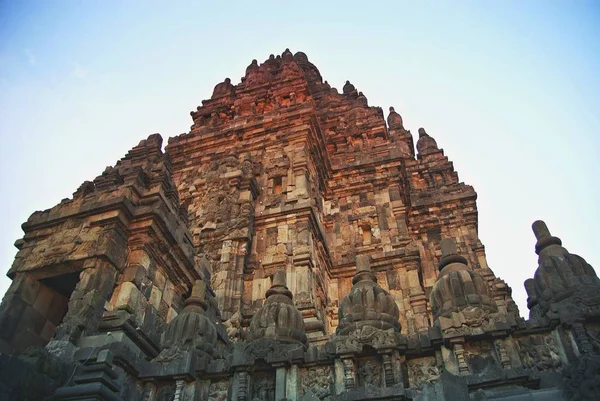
[[526, 220, 600, 323], [212, 77, 235, 98], [343, 80, 356, 95], [357, 91, 368, 106], [247, 270, 307, 345], [387, 107, 404, 129], [337, 255, 401, 335], [430, 239, 497, 321], [416, 127, 439, 156], [245, 59, 259, 75], [154, 280, 218, 361], [281, 48, 294, 62]]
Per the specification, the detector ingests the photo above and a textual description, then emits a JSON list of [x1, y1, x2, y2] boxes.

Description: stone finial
[[185, 280, 208, 312], [357, 91, 368, 106], [440, 238, 457, 257], [438, 238, 468, 271], [343, 80, 356, 95], [248, 269, 307, 345], [532, 220, 551, 239], [356, 254, 371, 272], [387, 106, 404, 129], [416, 127, 439, 155], [282, 48, 294, 62], [272, 269, 286, 286], [155, 279, 218, 360], [532, 220, 562, 255], [212, 77, 234, 98], [264, 270, 294, 303], [525, 219, 600, 326], [430, 238, 497, 320], [245, 59, 259, 75], [353, 254, 378, 286], [337, 255, 401, 335], [190, 280, 206, 298]]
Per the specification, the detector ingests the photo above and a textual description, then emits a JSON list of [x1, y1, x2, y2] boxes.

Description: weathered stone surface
[[1, 49, 598, 401], [337, 255, 401, 336], [247, 270, 307, 345]]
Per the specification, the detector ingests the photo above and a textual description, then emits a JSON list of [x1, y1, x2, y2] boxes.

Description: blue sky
[[1, 1, 599, 317]]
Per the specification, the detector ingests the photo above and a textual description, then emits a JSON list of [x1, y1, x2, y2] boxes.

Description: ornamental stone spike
[[265, 270, 293, 302], [532, 220, 562, 255], [356, 254, 371, 272], [440, 238, 458, 258], [190, 280, 206, 300], [272, 269, 286, 287], [438, 238, 468, 271], [185, 280, 209, 312], [532, 220, 551, 240]]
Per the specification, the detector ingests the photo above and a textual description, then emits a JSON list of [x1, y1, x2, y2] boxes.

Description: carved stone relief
[[358, 359, 382, 387], [517, 334, 562, 371], [464, 340, 495, 374], [407, 357, 440, 390], [299, 366, 333, 400], [251, 373, 275, 401], [208, 380, 229, 401]]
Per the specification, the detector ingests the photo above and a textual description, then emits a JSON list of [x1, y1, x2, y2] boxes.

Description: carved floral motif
[[331, 326, 403, 354]]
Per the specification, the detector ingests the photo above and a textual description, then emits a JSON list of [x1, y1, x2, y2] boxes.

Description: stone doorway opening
[[36, 272, 79, 343], [12, 272, 79, 352]]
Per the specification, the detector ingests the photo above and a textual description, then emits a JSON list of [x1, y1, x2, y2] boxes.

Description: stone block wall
[[0, 273, 69, 353]]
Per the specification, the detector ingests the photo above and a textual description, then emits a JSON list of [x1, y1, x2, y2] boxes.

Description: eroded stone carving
[[337, 255, 401, 336], [407, 357, 440, 390], [517, 334, 562, 371], [562, 354, 600, 401], [251, 373, 275, 401], [299, 366, 333, 400], [358, 360, 382, 387], [416, 128, 439, 155], [247, 270, 307, 346], [208, 381, 229, 401], [527, 221, 600, 325], [154, 280, 219, 362]]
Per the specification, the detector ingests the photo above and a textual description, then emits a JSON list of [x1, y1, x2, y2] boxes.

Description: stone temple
[[0, 50, 599, 401]]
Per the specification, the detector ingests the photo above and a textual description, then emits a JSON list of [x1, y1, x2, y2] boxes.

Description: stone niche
[[0, 272, 72, 353], [250, 371, 276, 401], [357, 356, 383, 387]]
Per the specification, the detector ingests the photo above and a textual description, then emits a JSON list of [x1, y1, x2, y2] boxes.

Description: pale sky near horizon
[[0, 1, 599, 318]]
